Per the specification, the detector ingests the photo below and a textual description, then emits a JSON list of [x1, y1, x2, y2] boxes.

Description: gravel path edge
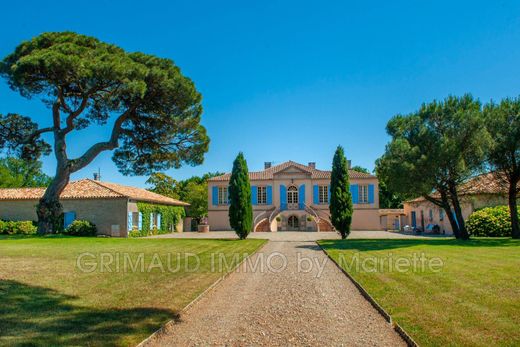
[[136, 240, 269, 347], [316, 242, 420, 347]]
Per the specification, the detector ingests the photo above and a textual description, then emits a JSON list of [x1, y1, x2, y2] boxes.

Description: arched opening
[[287, 186, 298, 210], [288, 215, 299, 230]]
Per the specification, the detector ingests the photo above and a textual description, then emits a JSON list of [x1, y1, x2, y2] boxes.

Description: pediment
[[273, 165, 311, 177]]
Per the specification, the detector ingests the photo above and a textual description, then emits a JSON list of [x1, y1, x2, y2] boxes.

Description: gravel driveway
[[146, 241, 405, 346]]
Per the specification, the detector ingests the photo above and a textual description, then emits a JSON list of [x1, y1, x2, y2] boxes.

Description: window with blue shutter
[[313, 185, 319, 204], [266, 185, 273, 205], [251, 185, 258, 205], [138, 212, 143, 231], [150, 212, 154, 229], [157, 213, 162, 230], [128, 212, 133, 231], [212, 186, 218, 206], [351, 184, 359, 204], [328, 185, 331, 203], [368, 184, 375, 204], [63, 211, 76, 229], [298, 184, 305, 209], [280, 185, 287, 210]]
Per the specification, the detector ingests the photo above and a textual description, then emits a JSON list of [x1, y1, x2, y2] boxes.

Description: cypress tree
[[330, 146, 353, 239], [228, 152, 253, 239]]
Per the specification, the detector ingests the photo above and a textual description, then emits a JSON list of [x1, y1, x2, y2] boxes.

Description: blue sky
[[1, 1, 520, 188]]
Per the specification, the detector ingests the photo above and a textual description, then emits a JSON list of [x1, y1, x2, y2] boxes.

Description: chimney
[[347, 160, 352, 169], [308, 162, 316, 169], [93, 168, 101, 181], [264, 162, 272, 169]]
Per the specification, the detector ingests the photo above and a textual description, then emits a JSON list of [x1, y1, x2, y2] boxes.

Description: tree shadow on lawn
[[0, 279, 175, 346], [319, 238, 520, 252]]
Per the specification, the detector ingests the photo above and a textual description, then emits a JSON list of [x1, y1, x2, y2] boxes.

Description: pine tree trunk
[[448, 182, 469, 239], [37, 132, 71, 234], [509, 179, 520, 239], [438, 190, 461, 238]]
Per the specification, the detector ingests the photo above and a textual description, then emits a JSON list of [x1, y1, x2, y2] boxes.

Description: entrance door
[[411, 211, 417, 228], [288, 215, 299, 231], [287, 186, 299, 210]]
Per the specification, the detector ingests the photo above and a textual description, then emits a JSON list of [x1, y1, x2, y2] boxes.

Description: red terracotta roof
[[0, 179, 189, 206], [208, 160, 376, 181], [406, 172, 519, 203]]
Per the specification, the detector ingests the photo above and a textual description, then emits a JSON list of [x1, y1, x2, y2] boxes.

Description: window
[[218, 186, 228, 205], [358, 185, 369, 204], [318, 185, 328, 204], [429, 209, 433, 221], [132, 212, 139, 230], [439, 208, 444, 221], [257, 186, 267, 205]]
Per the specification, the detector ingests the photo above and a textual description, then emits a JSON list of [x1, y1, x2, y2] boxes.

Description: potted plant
[[198, 216, 210, 233]]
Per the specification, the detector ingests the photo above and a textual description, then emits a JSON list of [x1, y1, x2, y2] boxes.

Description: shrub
[[0, 220, 37, 235], [466, 206, 518, 237], [63, 220, 97, 236]]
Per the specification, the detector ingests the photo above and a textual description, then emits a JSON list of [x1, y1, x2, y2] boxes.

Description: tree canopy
[[483, 97, 520, 239], [0, 157, 52, 188], [376, 94, 490, 239], [0, 32, 209, 233]]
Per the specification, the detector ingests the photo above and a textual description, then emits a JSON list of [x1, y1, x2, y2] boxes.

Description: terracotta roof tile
[[406, 172, 519, 203], [0, 179, 189, 206], [208, 160, 375, 181]]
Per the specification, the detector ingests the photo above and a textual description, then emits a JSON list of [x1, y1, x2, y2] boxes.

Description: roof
[[406, 172, 518, 203], [379, 209, 405, 216], [0, 179, 189, 206], [208, 160, 376, 182]]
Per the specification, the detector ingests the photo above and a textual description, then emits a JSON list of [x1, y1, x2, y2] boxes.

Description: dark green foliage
[[0, 32, 209, 233], [350, 165, 370, 174], [0, 221, 37, 235], [129, 203, 186, 237], [146, 172, 223, 222], [376, 94, 490, 239], [466, 206, 518, 237], [228, 152, 253, 239], [330, 146, 353, 239], [0, 157, 52, 188], [0, 114, 51, 161], [62, 220, 97, 236], [483, 97, 520, 239]]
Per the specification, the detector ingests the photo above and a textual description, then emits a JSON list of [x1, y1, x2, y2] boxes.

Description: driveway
[[145, 240, 406, 346], [149, 229, 449, 241]]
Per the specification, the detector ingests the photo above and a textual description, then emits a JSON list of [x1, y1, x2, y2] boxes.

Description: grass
[[0, 235, 266, 346], [318, 238, 520, 347]]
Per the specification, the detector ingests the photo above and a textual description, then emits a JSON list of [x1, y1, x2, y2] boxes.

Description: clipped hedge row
[[0, 220, 37, 235], [466, 205, 519, 237]]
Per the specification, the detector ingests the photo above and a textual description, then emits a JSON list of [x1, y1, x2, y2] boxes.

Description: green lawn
[[318, 238, 520, 347], [0, 235, 265, 346]]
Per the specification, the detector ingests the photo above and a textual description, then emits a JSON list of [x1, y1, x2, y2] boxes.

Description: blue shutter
[[280, 185, 287, 210], [157, 214, 162, 230], [63, 211, 76, 229], [313, 185, 319, 204], [150, 212, 154, 229], [128, 212, 133, 231], [266, 185, 273, 205], [251, 186, 258, 205], [212, 186, 218, 206], [368, 184, 375, 204], [351, 184, 359, 204], [138, 212, 143, 231], [328, 185, 331, 203], [299, 184, 305, 209]]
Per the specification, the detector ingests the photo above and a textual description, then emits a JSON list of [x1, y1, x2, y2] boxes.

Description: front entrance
[[287, 186, 298, 210], [287, 215, 299, 231]]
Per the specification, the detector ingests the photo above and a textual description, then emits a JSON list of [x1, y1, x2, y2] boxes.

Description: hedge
[[466, 205, 519, 237], [62, 220, 97, 236], [0, 220, 37, 235], [129, 203, 186, 237]]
